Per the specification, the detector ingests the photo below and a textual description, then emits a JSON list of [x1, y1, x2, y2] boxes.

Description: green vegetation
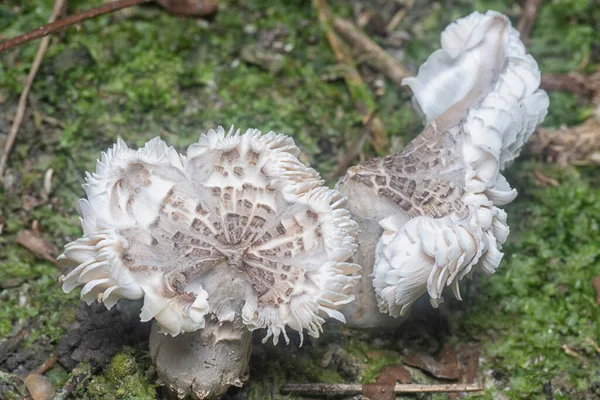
[[85, 347, 156, 399], [0, 0, 598, 398], [459, 165, 600, 399]]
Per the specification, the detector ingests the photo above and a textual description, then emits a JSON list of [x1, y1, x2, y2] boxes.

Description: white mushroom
[[337, 11, 549, 328], [59, 127, 360, 398]]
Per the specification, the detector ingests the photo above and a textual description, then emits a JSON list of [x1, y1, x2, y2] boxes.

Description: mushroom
[[59, 127, 360, 398], [337, 11, 549, 328]]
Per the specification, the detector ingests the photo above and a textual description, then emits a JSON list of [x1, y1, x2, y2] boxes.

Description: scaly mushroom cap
[[60, 127, 360, 342], [338, 11, 549, 319]]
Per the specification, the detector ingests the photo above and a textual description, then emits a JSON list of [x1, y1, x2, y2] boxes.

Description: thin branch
[[541, 73, 593, 96], [313, 0, 388, 152], [35, 352, 59, 375], [0, 0, 67, 182], [331, 109, 377, 177], [0, 0, 151, 53], [385, 0, 416, 34], [517, 0, 543, 42], [333, 17, 411, 86], [281, 383, 483, 396]]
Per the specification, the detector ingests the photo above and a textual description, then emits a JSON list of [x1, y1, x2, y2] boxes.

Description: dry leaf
[[16, 230, 59, 265], [402, 346, 461, 380], [363, 364, 411, 400], [156, 0, 218, 17]]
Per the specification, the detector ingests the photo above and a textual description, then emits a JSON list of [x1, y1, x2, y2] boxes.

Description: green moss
[[457, 163, 600, 398], [86, 347, 155, 399]]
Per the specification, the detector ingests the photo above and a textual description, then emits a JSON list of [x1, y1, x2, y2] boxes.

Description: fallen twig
[[281, 383, 483, 396], [35, 352, 59, 375], [385, 0, 416, 34], [333, 17, 411, 87], [0, 0, 67, 183], [541, 73, 594, 96], [585, 338, 600, 354], [517, 0, 543, 43], [332, 110, 377, 177], [533, 170, 560, 187], [313, 0, 388, 153], [0, 0, 151, 53], [561, 344, 588, 365]]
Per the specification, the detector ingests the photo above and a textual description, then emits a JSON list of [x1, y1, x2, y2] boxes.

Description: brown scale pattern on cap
[[345, 125, 470, 219], [119, 154, 324, 309]]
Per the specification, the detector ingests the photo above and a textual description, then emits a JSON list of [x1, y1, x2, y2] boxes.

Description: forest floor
[[0, 0, 599, 399]]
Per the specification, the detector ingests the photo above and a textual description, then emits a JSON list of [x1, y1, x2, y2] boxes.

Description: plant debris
[[0, 0, 66, 181], [534, 170, 560, 187], [332, 17, 410, 86], [529, 118, 600, 166], [16, 230, 60, 266], [0, 322, 37, 365], [23, 373, 54, 400], [516, 0, 543, 43], [0, 370, 31, 399], [363, 364, 411, 400], [593, 276, 600, 305], [313, 0, 388, 153], [402, 345, 461, 380], [280, 382, 482, 396], [156, 0, 218, 17]]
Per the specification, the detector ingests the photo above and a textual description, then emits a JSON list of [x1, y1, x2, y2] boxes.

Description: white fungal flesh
[[374, 11, 549, 316], [338, 11, 549, 323], [60, 127, 360, 342]]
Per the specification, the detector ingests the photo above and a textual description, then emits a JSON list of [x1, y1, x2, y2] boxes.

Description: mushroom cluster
[[59, 9, 550, 399], [59, 127, 360, 398], [338, 10, 549, 327]]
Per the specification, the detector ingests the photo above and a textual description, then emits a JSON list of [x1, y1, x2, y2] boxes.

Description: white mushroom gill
[[59, 126, 360, 341], [337, 11, 549, 326]]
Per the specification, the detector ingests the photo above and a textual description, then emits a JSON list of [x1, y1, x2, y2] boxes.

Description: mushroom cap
[[338, 10, 548, 318], [60, 127, 360, 343]]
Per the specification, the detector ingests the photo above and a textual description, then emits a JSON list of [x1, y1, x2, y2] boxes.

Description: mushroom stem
[[150, 315, 252, 399], [339, 215, 403, 329]]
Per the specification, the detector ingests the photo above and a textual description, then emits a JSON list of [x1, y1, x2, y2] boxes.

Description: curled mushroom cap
[[59, 127, 360, 343], [338, 11, 549, 324]]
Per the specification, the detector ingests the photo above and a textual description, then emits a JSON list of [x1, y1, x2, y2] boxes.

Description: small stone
[[23, 374, 54, 400]]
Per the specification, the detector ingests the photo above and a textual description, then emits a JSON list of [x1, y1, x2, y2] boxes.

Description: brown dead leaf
[[529, 119, 600, 167], [156, 0, 218, 17], [16, 230, 59, 266], [24, 373, 54, 400], [592, 276, 600, 305], [448, 344, 481, 400], [402, 346, 461, 380], [363, 364, 411, 400]]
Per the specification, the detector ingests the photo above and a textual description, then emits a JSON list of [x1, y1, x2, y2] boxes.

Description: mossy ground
[[0, 0, 599, 399]]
